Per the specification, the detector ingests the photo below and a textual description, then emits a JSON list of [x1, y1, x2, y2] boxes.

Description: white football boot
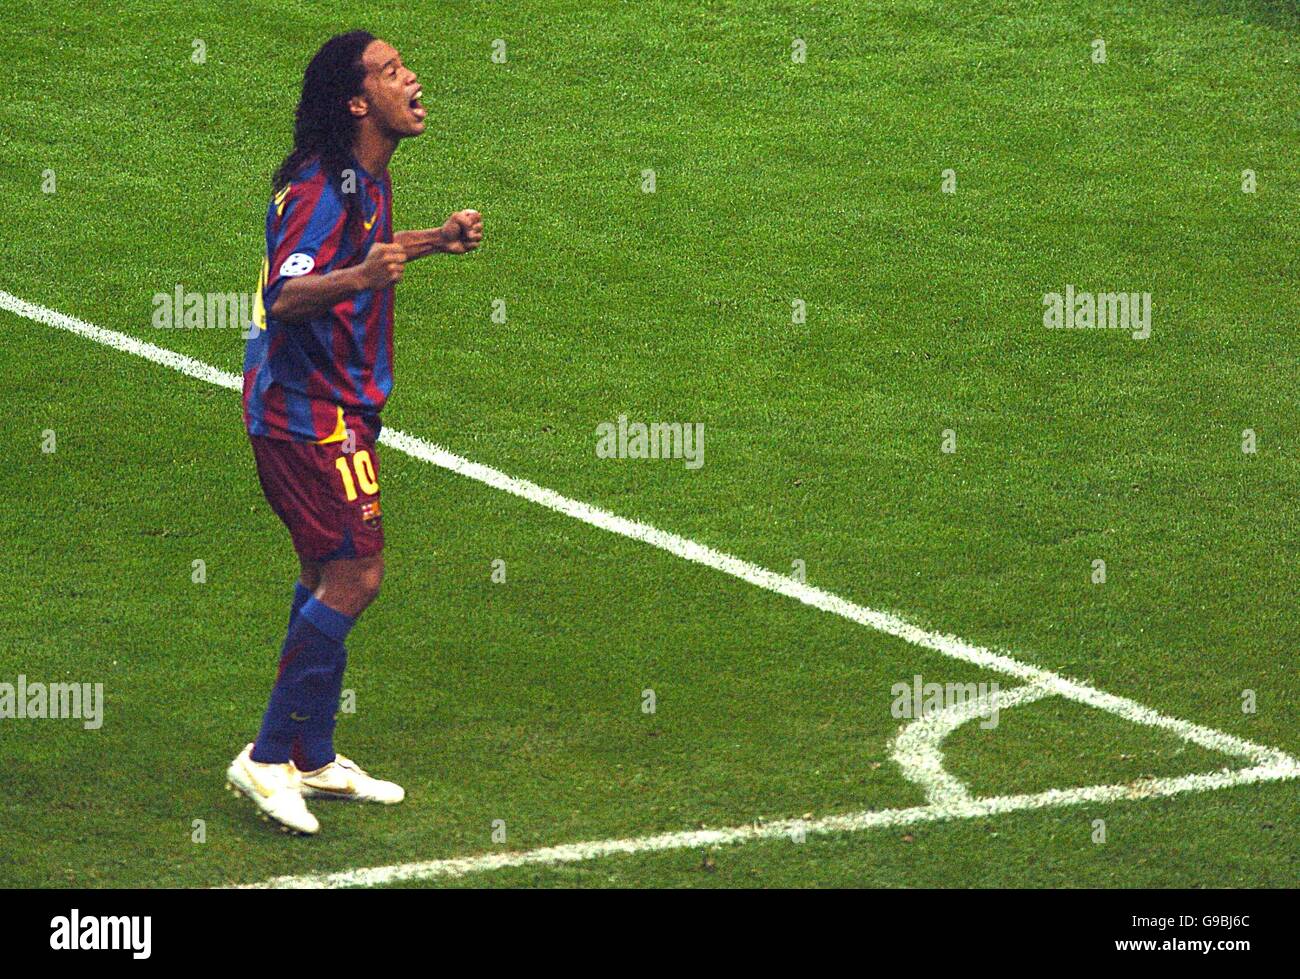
[[225, 743, 320, 835], [297, 753, 406, 804]]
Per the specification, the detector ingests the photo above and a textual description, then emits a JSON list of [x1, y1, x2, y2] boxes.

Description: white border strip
[[5, 289, 1296, 888]]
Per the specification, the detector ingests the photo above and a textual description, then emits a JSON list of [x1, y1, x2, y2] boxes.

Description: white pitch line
[[5, 289, 1298, 888], [236, 762, 1297, 888], [890, 682, 1057, 806], [0, 292, 246, 394]]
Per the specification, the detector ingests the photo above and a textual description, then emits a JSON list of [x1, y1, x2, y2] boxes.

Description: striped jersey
[[243, 156, 394, 443]]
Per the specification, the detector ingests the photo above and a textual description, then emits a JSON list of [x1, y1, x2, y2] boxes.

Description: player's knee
[[357, 557, 384, 605], [298, 559, 323, 592], [319, 554, 384, 615]]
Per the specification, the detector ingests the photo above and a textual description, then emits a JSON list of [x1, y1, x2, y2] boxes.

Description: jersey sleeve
[[263, 177, 349, 312]]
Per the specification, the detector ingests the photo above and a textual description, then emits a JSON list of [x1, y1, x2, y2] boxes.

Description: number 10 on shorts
[[335, 449, 379, 501]]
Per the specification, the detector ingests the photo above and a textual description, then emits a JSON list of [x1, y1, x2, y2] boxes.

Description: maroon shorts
[[250, 434, 384, 561]]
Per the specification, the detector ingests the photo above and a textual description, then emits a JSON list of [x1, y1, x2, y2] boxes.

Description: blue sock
[[296, 599, 355, 771], [309, 647, 349, 771], [251, 597, 354, 767], [285, 581, 313, 762]]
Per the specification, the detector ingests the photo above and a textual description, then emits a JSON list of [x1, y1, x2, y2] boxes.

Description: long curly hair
[[272, 31, 376, 239]]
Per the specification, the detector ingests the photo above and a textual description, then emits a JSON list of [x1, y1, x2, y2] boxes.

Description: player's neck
[[352, 129, 396, 180]]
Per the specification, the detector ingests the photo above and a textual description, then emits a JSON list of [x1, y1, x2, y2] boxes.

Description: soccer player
[[226, 31, 483, 834]]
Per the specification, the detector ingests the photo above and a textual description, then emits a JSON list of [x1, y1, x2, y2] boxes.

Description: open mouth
[[408, 87, 426, 121]]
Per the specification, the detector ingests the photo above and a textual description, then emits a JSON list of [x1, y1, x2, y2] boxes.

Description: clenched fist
[[438, 209, 483, 254], [358, 241, 407, 289]]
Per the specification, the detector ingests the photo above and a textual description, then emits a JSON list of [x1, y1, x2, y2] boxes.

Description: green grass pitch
[[1, 0, 1297, 888]]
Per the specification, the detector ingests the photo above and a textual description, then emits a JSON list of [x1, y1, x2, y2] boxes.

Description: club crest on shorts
[[361, 499, 382, 528]]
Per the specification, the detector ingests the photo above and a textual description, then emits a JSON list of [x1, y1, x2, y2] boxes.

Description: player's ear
[[347, 94, 369, 119]]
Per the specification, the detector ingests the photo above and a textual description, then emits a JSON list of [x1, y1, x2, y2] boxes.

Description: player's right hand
[[359, 242, 407, 289]]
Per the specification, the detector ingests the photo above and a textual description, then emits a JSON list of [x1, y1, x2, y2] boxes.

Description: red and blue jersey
[[243, 157, 394, 443]]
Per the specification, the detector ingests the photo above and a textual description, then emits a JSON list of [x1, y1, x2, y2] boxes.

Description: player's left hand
[[439, 209, 483, 254]]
